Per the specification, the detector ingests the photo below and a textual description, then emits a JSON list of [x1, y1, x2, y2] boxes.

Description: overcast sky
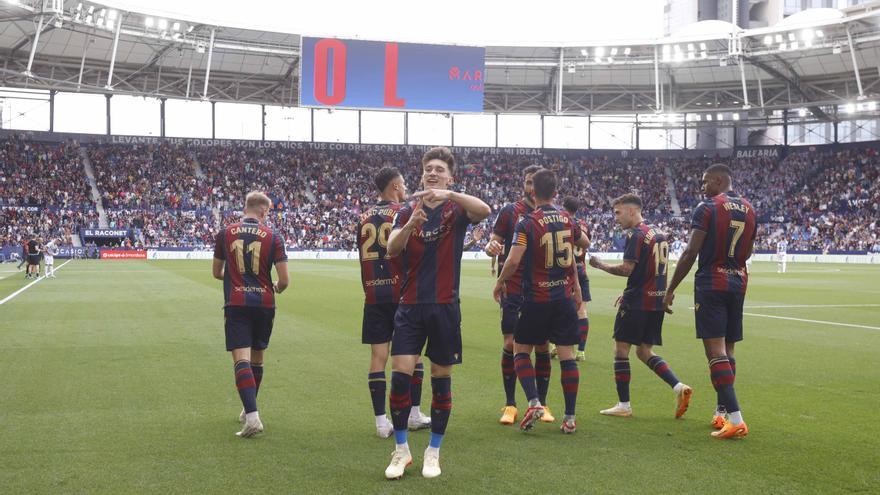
[[100, 0, 665, 45]]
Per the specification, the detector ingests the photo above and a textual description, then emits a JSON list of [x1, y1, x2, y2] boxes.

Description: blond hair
[[245, 191, 272, 211]]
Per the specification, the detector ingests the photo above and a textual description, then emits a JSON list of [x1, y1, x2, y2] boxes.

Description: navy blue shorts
[[499, 292, 523, 335], [577, 264, 592, 302], [224, 306, 275, 351], [695, 290, 745, 342], [27, 254, 41, 265], [613, 307, 665, 346], [392, 303, 462, 365], [362, 303, 397, 344], [515, 299, 579, 346]]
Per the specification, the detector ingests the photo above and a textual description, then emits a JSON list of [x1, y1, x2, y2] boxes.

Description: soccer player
[[776, 238, 788, 273], [360, 167, 430, 439], [562, 196, 592, 361], [43, 237, 59, 278], [493, 169, 588, 434], [588, 194, 692, 419], [382, 147, 490, 480], [212, 191, 289, 438], [26, 236, 41, 279], [663, 164, 757, 439], [17, 239, 27, 271], [671, 237, 685, 267], [485, 165, 558, 425]]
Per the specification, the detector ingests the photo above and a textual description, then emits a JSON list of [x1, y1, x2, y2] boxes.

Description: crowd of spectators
[[2, 138, 878, 254]]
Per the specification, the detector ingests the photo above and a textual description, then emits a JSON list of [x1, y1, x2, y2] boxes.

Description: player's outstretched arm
[[663, 229, 706, 313], [413, 190, 491, 223], [589, 255, 635, 278], [274, 261, 289, 294]]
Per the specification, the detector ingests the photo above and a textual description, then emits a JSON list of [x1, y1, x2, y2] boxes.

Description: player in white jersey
[[43, 238, 59, 278], [671, 238, 685, 264], [776, 239, 788, 273]]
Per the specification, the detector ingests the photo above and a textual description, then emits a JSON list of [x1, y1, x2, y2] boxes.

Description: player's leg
[[385, 305, 424, 479], [555, 344, 579, 433], [512, 302, 548, 430], [782, 254, 787, 273], [635, 311, 693, 418], [423, 362, 452, 478], [368, 342, 393, 437], [601, 340, 634, 417], [512, 341, 542, 430], [499, 332, 518, 424], [498, 294, 519, 424], [576, 269, 591, 359], [704, 338, 746, 438], [601, 308, 635, 417], [385, 353, 418, 480], [408, 357, 432, 430], [534, 341, 554, 422], [229, 308, 267, 437], [364, 304, 395, 437], [576, 303, 589, 358], [418, 303, 462, 479], [710, 293, 747, 438], [553, 301, 581, 433], [231, 346, 261, 437]]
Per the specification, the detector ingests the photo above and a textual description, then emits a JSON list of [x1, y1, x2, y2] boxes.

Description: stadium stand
[[1, 137, 878, 255]]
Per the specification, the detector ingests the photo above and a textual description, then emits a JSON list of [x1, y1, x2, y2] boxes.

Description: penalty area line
[[0, 260, 72, 306]]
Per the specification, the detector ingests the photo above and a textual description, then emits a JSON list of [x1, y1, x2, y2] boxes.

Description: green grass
[[0, 259, 878, 494]]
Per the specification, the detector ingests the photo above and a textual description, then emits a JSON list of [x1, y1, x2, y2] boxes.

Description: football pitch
[[1, 259, 878, 494]]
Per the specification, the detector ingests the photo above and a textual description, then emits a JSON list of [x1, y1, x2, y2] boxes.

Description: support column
[[202, 28, 216, 100]]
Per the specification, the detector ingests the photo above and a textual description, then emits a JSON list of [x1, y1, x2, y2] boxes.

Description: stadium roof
[[1, 0, 879, 120]]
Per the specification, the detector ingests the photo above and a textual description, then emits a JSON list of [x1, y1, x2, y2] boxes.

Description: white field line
[[743, 304, 880, 309], [0, 260, 72, 306], [742, 312, 880, 331], [688, 304, 880, 310]]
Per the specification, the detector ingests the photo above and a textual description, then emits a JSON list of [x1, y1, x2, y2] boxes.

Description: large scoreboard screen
[[300, 37, 485, 113]]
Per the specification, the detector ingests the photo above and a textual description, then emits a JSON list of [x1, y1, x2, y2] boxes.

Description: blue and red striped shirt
[[393, 199, 473, 304], [492, 200, 534, 296], [514, 205, 582, 303], [621, 223, 668, 312], [691, 191, 758, 293], [359, 201, 403, 305], [214, 218, 287, 308]]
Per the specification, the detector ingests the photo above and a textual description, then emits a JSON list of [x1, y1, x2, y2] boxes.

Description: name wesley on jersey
[[722, 202, 750, 214]]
